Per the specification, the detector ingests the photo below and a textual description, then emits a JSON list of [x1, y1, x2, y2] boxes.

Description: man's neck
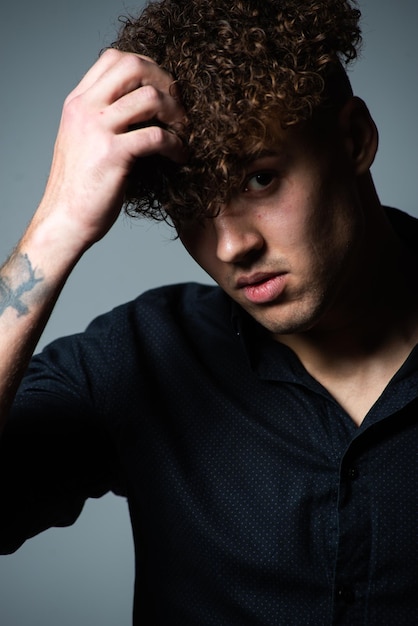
[[274, 203, 418, 425]]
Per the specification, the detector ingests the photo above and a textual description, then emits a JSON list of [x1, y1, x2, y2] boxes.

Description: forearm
[[0, 218, 84, 428], [0, 49, 185, 430]]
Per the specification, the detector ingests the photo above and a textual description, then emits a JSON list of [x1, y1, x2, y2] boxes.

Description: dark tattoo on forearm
[[0, 253, 44, 317]]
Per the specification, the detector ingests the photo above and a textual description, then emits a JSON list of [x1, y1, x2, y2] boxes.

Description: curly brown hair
[[112, 0, 362, 226]]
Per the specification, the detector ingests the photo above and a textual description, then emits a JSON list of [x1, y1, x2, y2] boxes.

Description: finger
[[104, 84, 185, 132], [69, 50, 169, 102], [82, 53, 175, 107], [69, 48, 123, 99], [119, 124, 188, 164]]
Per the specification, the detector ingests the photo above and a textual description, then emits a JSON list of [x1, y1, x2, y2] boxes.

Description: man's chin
[[246, 299, 328, 338]]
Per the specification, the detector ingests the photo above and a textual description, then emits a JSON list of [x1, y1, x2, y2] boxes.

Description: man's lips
[[236, 272, 287, 304]]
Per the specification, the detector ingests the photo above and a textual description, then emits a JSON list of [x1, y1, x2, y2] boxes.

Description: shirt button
[[347, 466, 359, 480], [336, 586, 356, 605]]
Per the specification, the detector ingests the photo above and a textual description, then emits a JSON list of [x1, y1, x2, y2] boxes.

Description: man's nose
[[215, 213, 265, 264]]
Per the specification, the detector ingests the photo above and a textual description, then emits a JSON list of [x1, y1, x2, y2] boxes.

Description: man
[[1, 0, 418, 624]]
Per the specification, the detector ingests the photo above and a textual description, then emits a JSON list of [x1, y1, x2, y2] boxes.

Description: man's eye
[[244, 171, 277, 192]]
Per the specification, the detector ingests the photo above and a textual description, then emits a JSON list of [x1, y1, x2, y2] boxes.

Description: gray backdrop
[[0, 1, 417, 624]]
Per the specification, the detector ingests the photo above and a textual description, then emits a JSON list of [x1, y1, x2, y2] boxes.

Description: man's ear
[[338, 96, 379, 175]]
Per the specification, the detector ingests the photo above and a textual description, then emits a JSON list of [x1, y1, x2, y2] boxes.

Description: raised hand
[[33, 49, 186, 253], [0, 50, 186, 423]]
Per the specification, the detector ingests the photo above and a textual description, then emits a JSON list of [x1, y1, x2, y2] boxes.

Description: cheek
[[306, 196, 363, 278], [263, 188, 348, 273], [261, 190, 314, 255]]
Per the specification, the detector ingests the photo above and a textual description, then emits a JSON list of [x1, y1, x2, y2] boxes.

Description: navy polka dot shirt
[[1, 209, 418, 625]]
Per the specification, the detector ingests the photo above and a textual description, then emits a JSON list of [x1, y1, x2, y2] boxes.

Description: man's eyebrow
[[254, 149, 280, 158], [241, 148, 283, 166]]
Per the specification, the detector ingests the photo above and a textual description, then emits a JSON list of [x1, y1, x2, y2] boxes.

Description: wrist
[[19, 209, 90, 282]]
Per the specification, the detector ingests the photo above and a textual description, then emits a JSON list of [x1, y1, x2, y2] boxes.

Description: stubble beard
[[244, 262, 347, 338], [248, 288, 330, 338]]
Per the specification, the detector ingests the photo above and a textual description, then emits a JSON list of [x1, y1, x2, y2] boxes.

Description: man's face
[[179, 120, 366, 337]]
